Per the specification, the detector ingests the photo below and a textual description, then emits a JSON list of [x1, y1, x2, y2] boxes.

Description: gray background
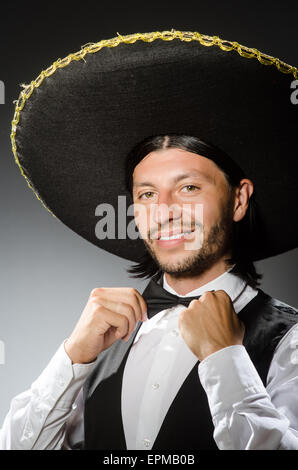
[[0, 1, 297, 424]]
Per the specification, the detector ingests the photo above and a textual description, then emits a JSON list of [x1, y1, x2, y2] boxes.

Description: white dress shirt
[[1, 265, 298, 450]]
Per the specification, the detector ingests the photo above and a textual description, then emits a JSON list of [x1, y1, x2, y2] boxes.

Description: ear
[[233, 179, 254, 223]]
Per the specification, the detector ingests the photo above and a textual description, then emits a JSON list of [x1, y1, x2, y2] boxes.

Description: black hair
[[124, 134, 263, 289]]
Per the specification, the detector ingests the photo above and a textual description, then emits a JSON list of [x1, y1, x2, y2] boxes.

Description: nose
[[151, 191, 181, 227]]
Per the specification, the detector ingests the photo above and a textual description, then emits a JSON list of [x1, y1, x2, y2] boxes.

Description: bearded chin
[[141, 209, 234, 280]]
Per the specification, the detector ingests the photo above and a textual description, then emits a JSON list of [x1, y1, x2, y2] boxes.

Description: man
[[1, 30, 298, 449]]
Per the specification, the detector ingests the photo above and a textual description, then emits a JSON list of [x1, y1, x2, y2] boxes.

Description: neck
[[163, 257, 233, 296]]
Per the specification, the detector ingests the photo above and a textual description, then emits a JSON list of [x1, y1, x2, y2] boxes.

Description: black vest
[[82, 288, 297, 450]]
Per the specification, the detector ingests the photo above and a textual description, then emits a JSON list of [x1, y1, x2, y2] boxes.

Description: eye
[[181, 185, 200, 192], [139, 191, 155, 199]]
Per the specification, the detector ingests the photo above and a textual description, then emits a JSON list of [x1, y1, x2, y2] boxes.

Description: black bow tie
[[141, 271, 204, 319]]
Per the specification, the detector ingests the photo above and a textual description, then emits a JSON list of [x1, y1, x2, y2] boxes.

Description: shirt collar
[[162, 263, 244, 304]]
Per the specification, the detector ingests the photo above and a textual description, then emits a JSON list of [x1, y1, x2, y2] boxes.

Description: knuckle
[[90, 287, 104, 298], [127, 304, 135, 317], [89, 296, 100, 306], [216, 289, 227, 296], [128, 287, 138, 297], [118, 301, 133, 315], [199, 291, 214, 301], [202, 291, 213, 297], [121, 301, 135, 318], [88, 298, 98, 310], [188, 299, 200, 310], [120, 315, 129, 329], [91, 302, 104, 315], [217, 289, 231, 303]]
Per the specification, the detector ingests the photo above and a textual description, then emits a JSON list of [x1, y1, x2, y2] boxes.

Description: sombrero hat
[[10, 29, 298, 262]]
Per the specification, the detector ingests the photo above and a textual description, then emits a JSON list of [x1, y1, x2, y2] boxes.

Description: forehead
[[132, 148, 225, 186]]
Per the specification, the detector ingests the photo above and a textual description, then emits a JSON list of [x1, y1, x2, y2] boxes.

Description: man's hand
[[65, 287, 147, 364], [177, 290, 245, 362]]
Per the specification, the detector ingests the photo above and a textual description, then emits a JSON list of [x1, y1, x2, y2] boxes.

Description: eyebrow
[[133, 170, 214, 189]]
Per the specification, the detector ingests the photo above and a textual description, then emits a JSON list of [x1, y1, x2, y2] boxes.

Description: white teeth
[[159, 231, 192, 241]]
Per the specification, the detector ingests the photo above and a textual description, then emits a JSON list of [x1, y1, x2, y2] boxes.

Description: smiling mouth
[[159, 231, 193, 241], [153, 228, 196, 241]]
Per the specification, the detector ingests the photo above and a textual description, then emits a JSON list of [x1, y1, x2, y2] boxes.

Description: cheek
[[192, 197, 222, 232]]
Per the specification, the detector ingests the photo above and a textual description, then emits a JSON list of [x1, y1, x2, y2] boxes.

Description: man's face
[[132, 148, 235, 278]]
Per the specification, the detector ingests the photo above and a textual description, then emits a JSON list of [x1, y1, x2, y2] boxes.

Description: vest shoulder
[[239, 288, 298, 332], [262, 289, 298, 316]]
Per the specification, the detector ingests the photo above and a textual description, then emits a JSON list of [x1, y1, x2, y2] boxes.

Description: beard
[[141, 196, 235, 280]]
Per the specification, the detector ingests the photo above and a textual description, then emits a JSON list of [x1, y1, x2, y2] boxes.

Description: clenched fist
[[178, 290, 245, 362], [65, 287, 148, 364]]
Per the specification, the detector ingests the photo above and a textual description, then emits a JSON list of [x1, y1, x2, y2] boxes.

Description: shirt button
[[72, 403, 77, 410], [24, 429, 33, 439], [152, 383, 160, 390], [143, 438, 151, 448], [171, 329, 179, 337]]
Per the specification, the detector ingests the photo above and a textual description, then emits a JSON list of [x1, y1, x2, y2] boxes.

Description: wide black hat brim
[[11, 30, 298, 262]]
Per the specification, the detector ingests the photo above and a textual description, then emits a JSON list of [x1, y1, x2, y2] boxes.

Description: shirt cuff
[[198, 345, 269, 417], [30, 339, 97, 409]]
